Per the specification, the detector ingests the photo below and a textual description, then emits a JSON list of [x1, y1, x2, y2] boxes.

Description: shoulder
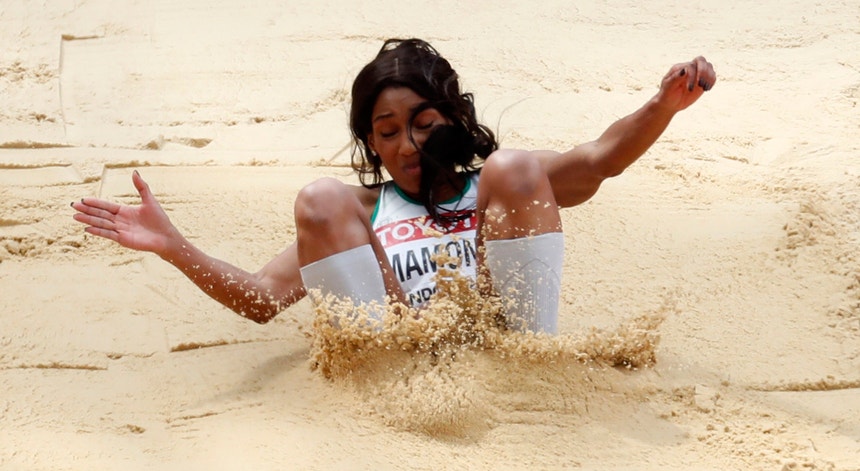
[[297, 177, 382, 215], [483, 148, 561, 173], [347, 183, 382, 214], [485, 148, 561, 161]]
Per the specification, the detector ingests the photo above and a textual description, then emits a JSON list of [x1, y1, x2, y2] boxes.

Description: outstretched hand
[[655, 56, 716, 112], [71, 170, 180, 256]]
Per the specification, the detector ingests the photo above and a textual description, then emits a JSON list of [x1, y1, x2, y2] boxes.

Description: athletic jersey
[[370, 173, 480, 307]]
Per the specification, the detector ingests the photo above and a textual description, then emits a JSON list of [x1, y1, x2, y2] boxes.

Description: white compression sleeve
[[485, 232, 564, 334], [299, 244, 388, 321]]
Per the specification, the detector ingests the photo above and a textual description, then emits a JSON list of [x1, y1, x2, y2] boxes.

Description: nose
[[397, 132, 419, 156]]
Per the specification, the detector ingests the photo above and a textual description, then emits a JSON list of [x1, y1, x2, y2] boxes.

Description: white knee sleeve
[[299, 244, 388, 321], [485, 232, 564, 334]]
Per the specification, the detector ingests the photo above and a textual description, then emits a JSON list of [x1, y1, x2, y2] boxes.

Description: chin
[[397, 182, 420, 197], [397, 177, 420, 194]]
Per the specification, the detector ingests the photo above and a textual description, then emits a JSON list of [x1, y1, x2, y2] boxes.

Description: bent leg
[[477, 151, 564, 334], [294, 178, 406, 319]]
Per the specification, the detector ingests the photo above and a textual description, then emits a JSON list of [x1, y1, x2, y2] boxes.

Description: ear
[[367, 135, 376, 155]]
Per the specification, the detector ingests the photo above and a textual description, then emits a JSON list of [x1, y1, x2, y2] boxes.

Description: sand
[[2, 0, 859, 469]]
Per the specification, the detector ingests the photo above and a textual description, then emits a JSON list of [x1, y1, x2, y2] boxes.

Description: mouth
[[403, 162, 421, 177]]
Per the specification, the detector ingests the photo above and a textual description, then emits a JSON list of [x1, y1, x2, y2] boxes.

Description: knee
[[481, 150, 547, 197], [295, 178, 357, 231]]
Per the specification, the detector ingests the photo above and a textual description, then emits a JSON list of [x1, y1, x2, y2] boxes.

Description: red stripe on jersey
[[375, 210, 476, 247]]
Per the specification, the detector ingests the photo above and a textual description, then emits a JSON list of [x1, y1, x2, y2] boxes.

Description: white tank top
[[370, 173, 480, 307]]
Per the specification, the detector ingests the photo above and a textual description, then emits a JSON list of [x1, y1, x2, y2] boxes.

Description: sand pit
[[2, 1, 859, 469]]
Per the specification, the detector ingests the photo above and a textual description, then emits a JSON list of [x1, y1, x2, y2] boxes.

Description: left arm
[[536, 56, 717, 207]]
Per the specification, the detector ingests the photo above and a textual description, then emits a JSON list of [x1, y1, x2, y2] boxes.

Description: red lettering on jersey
[[375, 210, 476, 247]]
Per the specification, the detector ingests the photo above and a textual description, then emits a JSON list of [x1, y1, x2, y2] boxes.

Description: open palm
[[72, 170, 180, 256]]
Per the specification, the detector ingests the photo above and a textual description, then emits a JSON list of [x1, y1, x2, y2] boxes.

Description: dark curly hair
[[349, 38, 498, 224]]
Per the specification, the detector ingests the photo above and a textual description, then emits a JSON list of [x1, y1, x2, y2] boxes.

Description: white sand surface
[[1, 1, 859, 469]]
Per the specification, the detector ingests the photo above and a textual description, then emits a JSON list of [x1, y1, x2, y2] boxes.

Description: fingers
[[73, 197, 119, 220], [132, 169, 156, 205], [71, 169, 151, 244], [693, 55, 716, 91], [71, 197, 119, 238], [666, 62, 687, 83], [675, 56, 715, 92], [72, 210, 117, 232], [73, 170, 153, 214], [83, 225, 120, 243], [73, 210, 120, 243]]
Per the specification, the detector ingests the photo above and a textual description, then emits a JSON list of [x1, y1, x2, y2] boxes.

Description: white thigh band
[[485, 232, 564, 334], [300, 244, 387, 321]]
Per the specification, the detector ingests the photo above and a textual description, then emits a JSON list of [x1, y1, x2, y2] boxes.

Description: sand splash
[[306, 261, 669, 438]]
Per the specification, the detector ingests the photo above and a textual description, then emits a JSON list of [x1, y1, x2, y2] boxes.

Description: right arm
[[71, 170, 305, 324], [159, 240, 305, 324]]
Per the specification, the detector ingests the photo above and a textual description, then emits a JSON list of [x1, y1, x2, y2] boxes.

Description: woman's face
[[367, 86, 448, 197]]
